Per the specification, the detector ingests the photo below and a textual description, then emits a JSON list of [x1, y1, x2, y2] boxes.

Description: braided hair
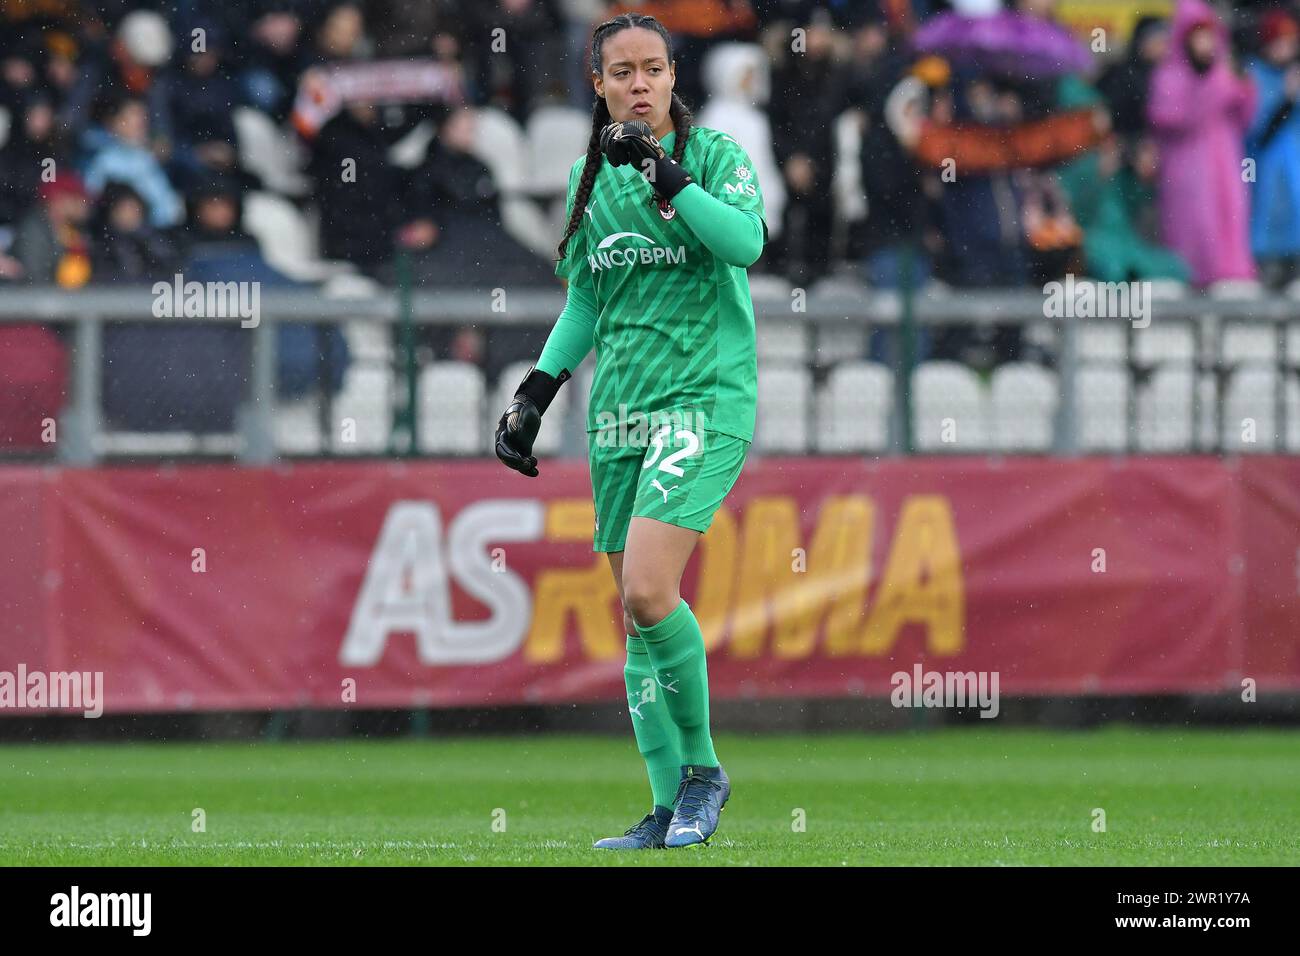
[[555, 13, 694, 264]]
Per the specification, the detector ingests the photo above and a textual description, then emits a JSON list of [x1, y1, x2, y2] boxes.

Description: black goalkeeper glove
[[599, 119, 694, 201], [494, 366, 571, 477]]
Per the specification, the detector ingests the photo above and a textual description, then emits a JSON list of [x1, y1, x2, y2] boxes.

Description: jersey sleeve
[[700, 132, 768, 244], [554, 156, 592, 285]]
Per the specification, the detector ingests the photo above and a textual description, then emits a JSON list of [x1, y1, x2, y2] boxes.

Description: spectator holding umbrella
[[1246, 9, 1300, 289], [1147, 0, 1257, 290]]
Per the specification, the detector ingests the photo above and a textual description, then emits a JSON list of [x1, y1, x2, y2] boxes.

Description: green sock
[[635, 599, 719, 767], [623, 634, 684, 811]]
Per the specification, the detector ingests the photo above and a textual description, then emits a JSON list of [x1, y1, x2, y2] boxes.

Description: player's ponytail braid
[[556, 13, 693, 262], [556, 93, 609, 263]]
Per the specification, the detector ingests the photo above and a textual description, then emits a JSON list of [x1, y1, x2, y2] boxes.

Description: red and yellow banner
[[0, 456, 1296, 714]]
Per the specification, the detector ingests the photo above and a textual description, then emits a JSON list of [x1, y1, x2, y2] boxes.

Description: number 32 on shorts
[[641, 425, 700, 477]]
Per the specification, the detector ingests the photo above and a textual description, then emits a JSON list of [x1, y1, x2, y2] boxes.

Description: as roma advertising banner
[[1, 456, 1297, 715]]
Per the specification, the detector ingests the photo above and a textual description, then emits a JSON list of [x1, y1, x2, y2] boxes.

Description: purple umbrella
[[913, 11, 1094, 80]]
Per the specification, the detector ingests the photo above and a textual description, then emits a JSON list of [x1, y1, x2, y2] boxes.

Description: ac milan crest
[[658, 198, 676, 220]]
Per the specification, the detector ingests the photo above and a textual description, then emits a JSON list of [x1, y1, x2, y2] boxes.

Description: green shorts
[[588, 423, 749, 553]]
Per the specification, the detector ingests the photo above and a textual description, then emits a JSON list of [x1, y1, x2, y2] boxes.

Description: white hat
[[118, 11, 173, 68]]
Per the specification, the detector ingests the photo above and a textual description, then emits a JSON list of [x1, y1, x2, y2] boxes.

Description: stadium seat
[[756, 321, 808, 364], [1221, 323, 1278, 365], [1075, 364, 1131, 451], [747, 274, 794, 300], [466, 108, 558, 255], [342, 319, 392, 364], [1136, 365, 1194, 451], [275, 394, 323, 454], [243, 191, 356, 282], [418, 362, 485, 454], [331, 365, 394, 453], [815, 324, 869, 365], [756, 363, 812, 452], [832, 109, 868, 227], [232, 107, 311, 196], [1131, 323, 1195, 366], [913, 361, 988, 450], [524, 105, 593, 197], [1208, 279, 1264, 299], [990, 362, 1058, 451], [501, 198, 557, 258], [495, 361, 568, 456], [814, 361, 892, 452], [471, 107, 528, 193], [1078, 322, 1127, 364], [388, 119, 437, 169], [1221, 364, 1300, 452]]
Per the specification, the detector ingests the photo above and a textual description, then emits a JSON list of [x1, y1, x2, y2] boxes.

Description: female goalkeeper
[[493, 13, 766, 850]]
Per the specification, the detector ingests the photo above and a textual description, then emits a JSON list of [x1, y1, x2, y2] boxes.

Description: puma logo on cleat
[[650, 479, 679, 503], [673, 823, 704, 839]]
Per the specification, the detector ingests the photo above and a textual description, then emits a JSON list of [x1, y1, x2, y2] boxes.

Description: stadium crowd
[[2, 0, 1300, 442]]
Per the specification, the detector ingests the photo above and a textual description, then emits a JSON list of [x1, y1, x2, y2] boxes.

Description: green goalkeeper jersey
[[553, 126, 766, 443]]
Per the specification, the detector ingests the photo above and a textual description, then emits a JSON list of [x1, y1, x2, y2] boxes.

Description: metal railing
[[1, 283, 1298, 463]]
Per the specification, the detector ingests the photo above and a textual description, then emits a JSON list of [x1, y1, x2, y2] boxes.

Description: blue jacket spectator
[[81, 94, 184, 229], [1246, 11, 1300, 280]]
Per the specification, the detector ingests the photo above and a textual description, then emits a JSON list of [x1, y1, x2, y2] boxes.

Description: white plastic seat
[[756, 364, 812, 452], [331, 366, 393, 453], [1132, 323, 1195, 366], [419, 362, 485, 453], [1222, 365, 1300, 452], [524, 105, 593, 197], [243, 191, 356, 282], [470, 107, 528, 193], [990, 362, 1058, 451], [275, 394, 323, 454], [1221, 323, 1278, 365], [501, 197, 557, 257], [815, 361, 892, 452], [912, 361, 988, 450], [1288, 323, 1300, 366], [756, 321, 808, 364], [1078, 322, 1127, 363], [232, 107, 311, 195], [1075, 364, 1131, 451], [388, 119, 437, 169], [1136, 365, 1194, 451], [831, 109, 867, 226]]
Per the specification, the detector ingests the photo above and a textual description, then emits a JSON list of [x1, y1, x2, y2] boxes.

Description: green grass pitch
[[1, 727, 1296, 865]]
